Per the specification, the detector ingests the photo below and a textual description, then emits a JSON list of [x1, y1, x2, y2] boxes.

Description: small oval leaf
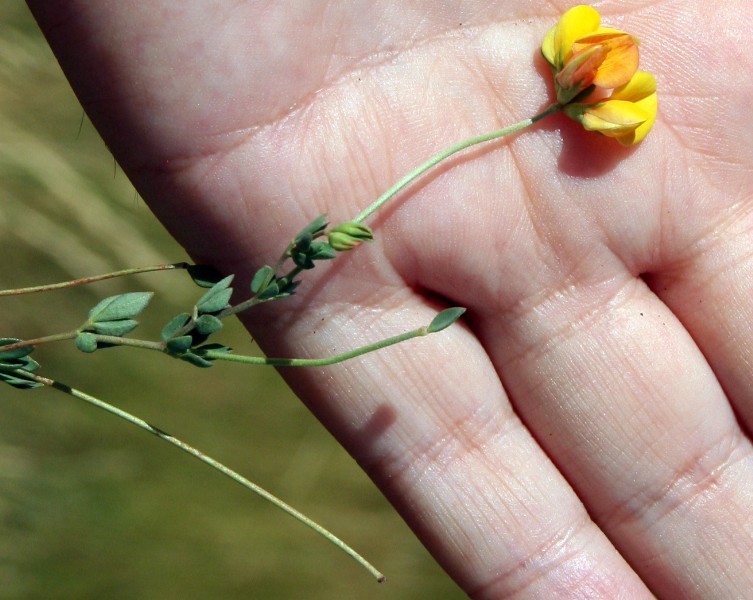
[[88, 292, 154, 322], [166, 336, 193, 353], [0, 338, 34, 361], [426, 307, 466, 334], [195, 275, 234, 314], [250, 265, 274, 294], [93, 319, 139, 337], [194, 314, 223, 336], [161, 313, 192, 341]]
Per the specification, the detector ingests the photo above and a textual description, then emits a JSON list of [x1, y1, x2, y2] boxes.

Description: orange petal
[[586, 34, 639, 89]]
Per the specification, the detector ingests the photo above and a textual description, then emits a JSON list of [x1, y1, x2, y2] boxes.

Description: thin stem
[[353, 104, 561, 224], [0, 331, 79, 353], [0, 263, 190, 296], [20, 371, 385, 583], [204, 326, 428, 367], [88, 334, 166, 351]]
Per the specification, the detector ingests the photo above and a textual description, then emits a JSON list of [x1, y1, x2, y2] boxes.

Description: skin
[[27, 1, 753, 597]]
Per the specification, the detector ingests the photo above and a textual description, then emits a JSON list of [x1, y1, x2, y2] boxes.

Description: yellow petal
[[548, 5, 601, 68], [610, 71, 657, 102], [542, 25, 557, 66], [581, 100, 648, 136], [618, 91, 658, 145]]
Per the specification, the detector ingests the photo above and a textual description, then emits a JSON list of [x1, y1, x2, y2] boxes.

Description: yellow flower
[[541, 5, 657, 145], [563, 71, 658, 146], [542, 5, 639, 104]]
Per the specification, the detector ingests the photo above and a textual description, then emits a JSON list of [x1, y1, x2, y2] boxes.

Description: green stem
[[0, 263, 190, 296], [0, 331, 79, 353], [21, 371, 385, 583], [204, 326, 428, 367], [353, 104, 561, 224], [88, 334, 166, 351]]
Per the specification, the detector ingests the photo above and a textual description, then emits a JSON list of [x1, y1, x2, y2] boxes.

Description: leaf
[[0, 353, 39, 374], [194, 314, 223, 336], [92, 319, 139, 337], [426, 307, 466, 334], [257, 279, 280, 300], [166, 336, 194, 353], [294, 215, 329, 243], [0, 370, 43, 389], [250, 265, 275, 294], [88, 292, 154, 323], [195, 274, 234, 314], [75, 332, 98, 353], [177, 352, 214, 368], [309, 241, 337, 261], [186, 264, 225, 288], [196, 343, 232, 354], [161, 313, 192, 341], [0, 338, 34, 361]]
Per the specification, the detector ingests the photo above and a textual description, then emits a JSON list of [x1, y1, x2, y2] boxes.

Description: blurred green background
[[0, 4, 463, 598]]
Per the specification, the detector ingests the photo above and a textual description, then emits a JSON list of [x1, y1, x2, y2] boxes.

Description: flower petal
[[610, 71, 657, 102], [580, 100, 649, 136], [577, 33, 640, 89], [543, 5, 601, 68], [619, 91, 658, 145]]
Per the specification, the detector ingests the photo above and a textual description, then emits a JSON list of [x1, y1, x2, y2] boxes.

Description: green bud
[[327, 222, 373, 251]]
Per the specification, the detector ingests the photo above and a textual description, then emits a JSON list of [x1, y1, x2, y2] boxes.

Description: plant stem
[[204, 325, 429, 367], [353, 103, 561, 224], [88, 334, 165, 352], [0, 331, 79, 352], [0, 263, 190, 296], [21, 370, 385, 583]]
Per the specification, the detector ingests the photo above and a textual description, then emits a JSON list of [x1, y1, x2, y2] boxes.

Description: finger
[[249, 290, 652, 599], [645, 209, 753, 427], [482, 271, 753, 598]]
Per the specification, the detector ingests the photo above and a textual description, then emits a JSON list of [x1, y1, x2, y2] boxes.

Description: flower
[[542, 5, 639, 104], [541, 5, 657, 145], [563, 71, 658, 146]]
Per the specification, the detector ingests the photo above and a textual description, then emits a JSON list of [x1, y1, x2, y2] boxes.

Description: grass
[[0, 3, 462, 598]]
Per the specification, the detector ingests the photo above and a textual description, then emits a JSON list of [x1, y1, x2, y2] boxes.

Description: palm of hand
[[31, 1, 753, 597]]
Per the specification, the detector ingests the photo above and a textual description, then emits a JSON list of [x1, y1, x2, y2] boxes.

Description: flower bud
[[327, 222, 373, 252]]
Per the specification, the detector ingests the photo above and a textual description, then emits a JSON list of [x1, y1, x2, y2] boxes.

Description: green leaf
[[0, 370, 43, 389], [88, 292, 154, 322], [257, 279, 280, 300], [294, 215, 328, 244], [92, 319, 139, 337], [251, 265, 275, 294], [0, 354, 39, 374], [195, 343, 232, 357], [309, 241, 337, 261], [75, 332, 98, 353], [166, 336, 193, 353], [426, 307, 466, 334], [0, 338, 34, 361], [177, 352, 214, 368], [186, 264, 225, 288], [194, 314, 223, 336], [161, 313, 192, 341], [195, 274, 234, 314]]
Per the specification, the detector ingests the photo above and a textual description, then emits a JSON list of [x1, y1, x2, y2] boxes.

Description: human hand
[[28, 1, 753, 597]]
